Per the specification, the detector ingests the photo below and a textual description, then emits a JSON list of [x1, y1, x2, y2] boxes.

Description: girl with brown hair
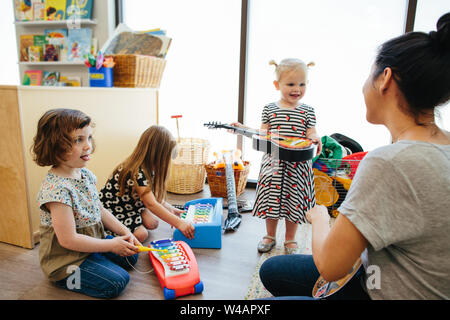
[[100, 125, 195, 242], [33, 108, 141, 299]]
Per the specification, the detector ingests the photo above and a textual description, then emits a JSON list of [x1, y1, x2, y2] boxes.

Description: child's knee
[[133, 226, 149, 243], [103, 270, 130, 299], [144, 218, 159, 230]]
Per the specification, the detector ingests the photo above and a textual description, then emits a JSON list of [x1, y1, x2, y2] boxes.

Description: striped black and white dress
[[253, 102, 317, 223]]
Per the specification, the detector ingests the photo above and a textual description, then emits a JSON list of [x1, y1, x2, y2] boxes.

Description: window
[[122, 1, 448, 181], [243, 0, 407, 180], [122, 0, 242, 159], [413, 0, 450, 130], [0, 0, 19, 85]]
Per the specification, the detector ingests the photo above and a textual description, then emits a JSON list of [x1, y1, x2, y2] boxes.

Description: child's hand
[[127, 232, 143, 248], [172, 208, 185, 217], [177, 220, 195, 240], [109, 234, 139, 256], [312, 138, 322, 156], [229, 122, 248, 134]]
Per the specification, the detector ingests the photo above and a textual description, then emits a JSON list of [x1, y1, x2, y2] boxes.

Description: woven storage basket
[[107, 54, 167, 88], [167, 138, 210, 194], [205, 161, 250, 198]]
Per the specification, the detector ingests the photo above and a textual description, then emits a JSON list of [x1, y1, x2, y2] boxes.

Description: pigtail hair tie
[[269, 60, 278, 68]]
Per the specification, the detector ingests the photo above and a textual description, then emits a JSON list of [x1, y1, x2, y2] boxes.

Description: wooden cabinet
[[0, 85, 159, 248]]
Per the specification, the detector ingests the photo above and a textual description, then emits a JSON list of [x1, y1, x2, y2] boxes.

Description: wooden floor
[[0, 186, 263, 300]]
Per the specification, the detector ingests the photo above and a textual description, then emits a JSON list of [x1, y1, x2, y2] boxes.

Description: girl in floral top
[[33, 108, 141, 299]]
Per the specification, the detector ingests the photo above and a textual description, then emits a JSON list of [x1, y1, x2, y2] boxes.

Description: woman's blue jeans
[[54, 236, 139, 299], [259, 254, 370, 300]]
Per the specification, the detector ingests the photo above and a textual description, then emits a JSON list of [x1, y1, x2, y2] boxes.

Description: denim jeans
[[55, 236, 139, 299], [259, 254, 370, 300]]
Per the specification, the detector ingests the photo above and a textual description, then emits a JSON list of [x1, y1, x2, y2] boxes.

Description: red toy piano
[[148, 238, 204, 299]]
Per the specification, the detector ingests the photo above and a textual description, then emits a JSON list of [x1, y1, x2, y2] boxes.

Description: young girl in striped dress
[[235, 58, 322, 254]]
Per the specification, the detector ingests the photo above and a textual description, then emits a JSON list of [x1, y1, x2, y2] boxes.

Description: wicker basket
[[167, 138, 210, 194], [313, 154, 366, 217], [205, 161, 250, 198], [106, 54, 167, 88]]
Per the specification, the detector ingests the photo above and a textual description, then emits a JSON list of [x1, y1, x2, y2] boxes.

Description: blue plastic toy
[[173, 197, 223, 249]]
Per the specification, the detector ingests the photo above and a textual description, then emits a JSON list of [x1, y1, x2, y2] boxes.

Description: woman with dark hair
[[259, 13, 450, 300]]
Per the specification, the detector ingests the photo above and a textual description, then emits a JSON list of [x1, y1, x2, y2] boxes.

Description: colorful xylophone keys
[[150, 239, 190, 272]]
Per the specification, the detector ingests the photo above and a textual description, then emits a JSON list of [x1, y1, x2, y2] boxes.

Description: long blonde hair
[[115, 125, 176, 202], [269, 58, 315, 81]]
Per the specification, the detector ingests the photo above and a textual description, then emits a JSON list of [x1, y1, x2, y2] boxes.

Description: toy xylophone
[[173, 197, 223, 248], [148, 238, 204, 299]]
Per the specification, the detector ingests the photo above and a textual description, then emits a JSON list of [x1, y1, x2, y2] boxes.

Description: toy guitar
[[222, 150, 242, 232], [204, 122, 316, 162], [312, 258, 363, 299]]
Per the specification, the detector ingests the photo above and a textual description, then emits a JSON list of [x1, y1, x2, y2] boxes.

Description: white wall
[[18, 86, 159, 233], [0, 0, 19, 85]]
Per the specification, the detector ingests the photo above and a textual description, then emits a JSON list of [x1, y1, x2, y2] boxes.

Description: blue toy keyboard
[[173, 197, 223, 249]]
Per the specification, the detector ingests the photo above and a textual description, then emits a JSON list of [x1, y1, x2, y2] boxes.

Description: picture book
[[33, 34, 47, 47], [19, 34, 35, 61], [23, 70, 43, 86], [45, 0, 67, 21], [28, 46, 42, 62], [59, 75, 81, 86], [104, 31, 172, 58], [44, 44, 60, 61], [14, 0, 33, 21], [65, 0, 93, 19], [33, 2, 46, 20], [67, 28, 92, 62], [45, 29, 67, 61], [42, 71, 60, 86]]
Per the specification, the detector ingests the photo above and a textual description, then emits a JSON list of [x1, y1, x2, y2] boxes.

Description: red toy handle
[[171, 115, 182, 119]]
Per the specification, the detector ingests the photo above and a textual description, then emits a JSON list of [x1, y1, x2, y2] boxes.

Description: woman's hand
[[109, 234, 139, 256], [306, 205, 330, 225]]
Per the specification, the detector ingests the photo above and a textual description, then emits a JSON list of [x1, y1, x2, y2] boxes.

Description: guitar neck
[[204, 122, 259, 138], [229, 126, 259, 138]]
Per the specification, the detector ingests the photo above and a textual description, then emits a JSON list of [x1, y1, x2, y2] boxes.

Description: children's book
[[28, 46, 42, 62], [59, 75, 81, 86], [33, 2, 46, 20], [67, 28, 92, 62], [45, 29, 67, 61], [44, 44, 60, 61], [42, 71, 60, 86], [19, 34, 35, 61], [65, 0, 93, 19], [23, 70, 43, 86], [14, 0, 33, 21], [45, 0, 67, 21], [34, 34, 47, 48]]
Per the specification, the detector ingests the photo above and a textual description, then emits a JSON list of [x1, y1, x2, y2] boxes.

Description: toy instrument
[[222, 151, 242, 231], [173, 197, 223, 248], [148, 238, 204, 299], [204, 121, 316, 162]]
